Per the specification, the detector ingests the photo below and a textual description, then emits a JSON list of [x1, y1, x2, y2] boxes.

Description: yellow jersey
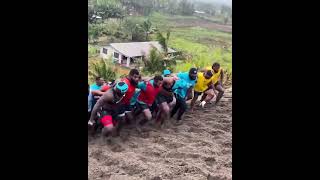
[[194, 72, 214, 92], [206, 66, 222, 84]]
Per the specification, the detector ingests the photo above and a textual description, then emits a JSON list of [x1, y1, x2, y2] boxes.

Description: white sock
[[200, 101, 206, 107]]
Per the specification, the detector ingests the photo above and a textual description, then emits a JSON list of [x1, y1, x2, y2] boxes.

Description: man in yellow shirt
[[190, 69, 216, 111], [200, 62, 225, 105]]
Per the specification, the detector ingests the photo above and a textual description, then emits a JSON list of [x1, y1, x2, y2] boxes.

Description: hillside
[[88, 86, 232, 180]]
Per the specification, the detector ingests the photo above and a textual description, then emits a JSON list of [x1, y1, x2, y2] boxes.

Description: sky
[[191, 0, 232, 7]]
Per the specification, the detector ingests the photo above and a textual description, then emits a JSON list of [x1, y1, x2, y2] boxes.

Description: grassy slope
[[148, 12, 232, 72], [88, 12, 232, 82]]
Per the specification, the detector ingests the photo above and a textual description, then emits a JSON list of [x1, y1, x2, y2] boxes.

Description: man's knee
[[205, 89, 215, 96], [145, 113, 152, 121], [102, 125, 114, 136], [162, 104, 170, 114], [216, 85, 225, 92]]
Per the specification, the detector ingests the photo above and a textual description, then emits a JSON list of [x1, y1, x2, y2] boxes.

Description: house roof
[[109, 41, 176, 57]]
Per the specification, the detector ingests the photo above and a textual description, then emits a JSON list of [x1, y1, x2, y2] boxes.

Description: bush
[[88, 45, 99, 57], [88, 58, 118, 83], [142, 48, 165, 74]]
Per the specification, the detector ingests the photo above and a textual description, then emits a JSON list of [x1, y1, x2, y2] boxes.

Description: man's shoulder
[[90, 84, 99, 90]]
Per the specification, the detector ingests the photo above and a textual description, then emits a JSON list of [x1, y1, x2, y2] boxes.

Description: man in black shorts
[[154, 76, 177, 127]]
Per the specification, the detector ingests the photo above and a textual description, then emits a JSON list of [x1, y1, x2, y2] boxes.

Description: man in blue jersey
[[170, 68, 198, 123]]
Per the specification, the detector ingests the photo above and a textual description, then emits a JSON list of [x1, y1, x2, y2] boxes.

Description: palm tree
[[156, 29, 176, 67], [156, 29, 170, 55], [141, 19, 152, 41]]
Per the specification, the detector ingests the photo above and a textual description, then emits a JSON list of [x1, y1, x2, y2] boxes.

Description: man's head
[[204, 69, 213, 79], [189, 68, 198, 80], [163, 69, 171, 77], [212, 62, 220, 73], [153, 75, 163, 88], [95, 76, 104, 86], [128, 69, 140, 86], [113, 81, 128, 102], [109, 79, 116, 86]]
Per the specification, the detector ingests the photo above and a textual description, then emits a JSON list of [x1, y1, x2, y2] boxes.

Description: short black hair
[[129, 69, 140, 76], [212, 62, 220, 68], [206, 70, 213, 77], [154, 75, 163, 82], [189, 67, 198, 75], [95, 76, 102, 81]]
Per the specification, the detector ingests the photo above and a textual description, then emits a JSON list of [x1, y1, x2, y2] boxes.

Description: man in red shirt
[[131, 75, 163, 132], [117, 69, 140, 130]]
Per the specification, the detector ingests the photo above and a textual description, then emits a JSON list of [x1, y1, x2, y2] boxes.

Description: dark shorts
[[156, 93, 174, 104], [117, 104, 133, 115], [132, 101, 150, 116], [150, 101, 158, 112]]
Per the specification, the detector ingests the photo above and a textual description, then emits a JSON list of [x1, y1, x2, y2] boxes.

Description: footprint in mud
[[90, 149, 105, 161], [221, 141, 232, 148], [166, 152, 201, 159], [128, 143, 138, 149], [140, 132, 150, 138], [110, 143, 125, 152], [153, 137, 166, 144], [150, 176, 162, 180], [145, 150, 162, 157], [137, 155, 148, 162], [166, 142, 184, 149], [102, 157, 119, 166], [214, 124, 230, 132], [182, 165, 204, 175], [196, 140, 211, 147], [213, 134, 222, 140], [121, 164, 145, 176], [221, 148, 232, 155], [217, 118, 231, 124], [207, 174, 228, 180], [119, 132, 130, 142], [204, 157, 216, 166], [188, 127, 202, 133], [165, 152, 186, 159], [224, 161, 232, 168], [208, 129, 224, 136], [184, 114, 193, 119], [203, 108, 215, 113]]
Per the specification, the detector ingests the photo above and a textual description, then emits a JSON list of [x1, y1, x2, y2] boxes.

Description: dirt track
[[88, 87, 232, 180]]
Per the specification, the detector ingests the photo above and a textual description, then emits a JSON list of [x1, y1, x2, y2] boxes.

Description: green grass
[[89, 12, 232, 75], [147, 12, 232, 73]]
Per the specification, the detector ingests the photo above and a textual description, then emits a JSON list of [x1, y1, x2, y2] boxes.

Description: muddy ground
[[88, 87, 232, 180]]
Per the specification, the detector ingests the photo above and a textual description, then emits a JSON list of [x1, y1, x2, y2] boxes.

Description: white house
[[100, 41, 176, 68], [194, 10, 205, 14]]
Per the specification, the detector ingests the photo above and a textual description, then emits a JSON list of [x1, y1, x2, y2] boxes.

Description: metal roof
[[109, 41, 176, 57]]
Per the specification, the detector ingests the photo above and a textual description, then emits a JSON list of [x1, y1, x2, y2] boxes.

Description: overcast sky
[[191, 0, 232, 7]]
